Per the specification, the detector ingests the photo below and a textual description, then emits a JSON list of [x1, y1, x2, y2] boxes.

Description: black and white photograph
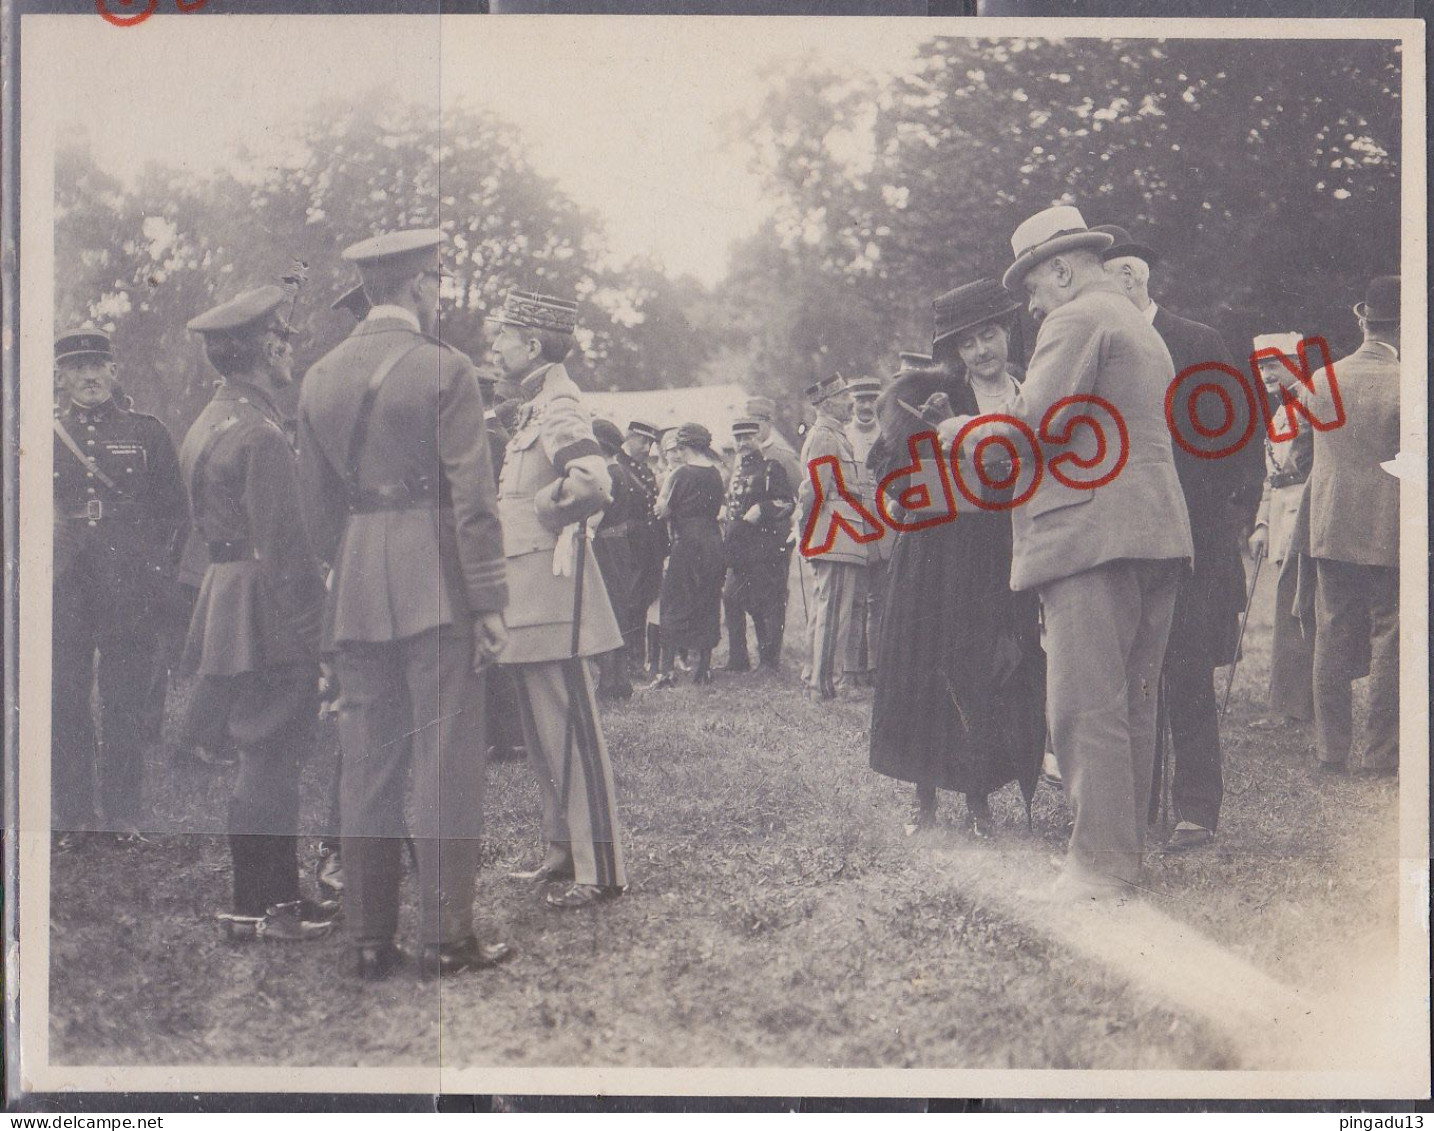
[[6, 4, 1427, 1100]]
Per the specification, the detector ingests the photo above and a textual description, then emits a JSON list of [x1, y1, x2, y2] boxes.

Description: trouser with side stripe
[[806, 560, 860, 698], [510, 657, 627, 889]]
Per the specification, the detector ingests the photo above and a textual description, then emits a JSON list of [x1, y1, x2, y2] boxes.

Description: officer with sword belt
[[487, 288, 628, 910]]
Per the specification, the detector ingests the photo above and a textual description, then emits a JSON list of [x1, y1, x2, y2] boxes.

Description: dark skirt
[[660, 518, 724, 650], [869, 511, 1046, 800]]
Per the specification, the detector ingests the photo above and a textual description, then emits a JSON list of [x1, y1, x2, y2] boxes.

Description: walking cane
[[1220, 542, 1266, 718], [557, 522, 588, 812]]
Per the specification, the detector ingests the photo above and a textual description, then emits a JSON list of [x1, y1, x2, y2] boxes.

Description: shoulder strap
[[346, 341, 426, 492], [53, 418, 121, 493]]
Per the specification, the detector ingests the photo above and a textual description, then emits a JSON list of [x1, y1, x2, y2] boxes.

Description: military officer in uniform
[[298, 229, 511, 980], [180, 286, 337, 940], [52, 327, 186, 839], [487, 289, 628, 910], [722, 419, 795, 672], [796, 373, 871, 701], [619, 420, 666, 676], [843, 374, 888, 688]]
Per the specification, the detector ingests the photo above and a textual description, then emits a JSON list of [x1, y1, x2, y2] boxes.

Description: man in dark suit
[[181, 285, 336, 940], [298, 229, 512, 980], [1305, 276, 1401, 774], [1097, 225, 1264, 851]]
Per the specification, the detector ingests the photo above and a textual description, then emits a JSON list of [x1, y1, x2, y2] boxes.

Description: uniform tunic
[[722, 448, 793, 671], [497, 362, 626, 890], [179, 379, 325, 915], [52, 396, 185, 830], [298, 311, 507, 947]]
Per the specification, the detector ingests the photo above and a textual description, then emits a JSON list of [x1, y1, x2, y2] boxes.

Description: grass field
[[46, 559, 1403, 1074]]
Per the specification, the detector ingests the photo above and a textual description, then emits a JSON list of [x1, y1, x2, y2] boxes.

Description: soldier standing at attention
[[722, 419, 795, 673], [487, 289, 628, 910], [843, 374, 889, 689], [180, 286, 337, 940], [298, 229, 511, 980], [796, 374, 871, 702], [52, 327, 186, 842]]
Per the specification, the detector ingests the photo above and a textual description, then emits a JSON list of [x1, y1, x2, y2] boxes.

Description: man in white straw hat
[[971, 204, 1193, 901]]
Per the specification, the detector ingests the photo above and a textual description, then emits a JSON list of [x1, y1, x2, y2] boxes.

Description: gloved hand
[[552, 513, 602, 577]]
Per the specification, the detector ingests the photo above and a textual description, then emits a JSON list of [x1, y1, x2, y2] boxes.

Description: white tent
[[582, 384, 751, 449]]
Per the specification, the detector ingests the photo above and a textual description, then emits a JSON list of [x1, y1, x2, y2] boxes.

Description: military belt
[[207, 539, 256, 564], [59, 498, 140, 522], [347, 483, 446, 514], [1268, 469, 1309, 490]]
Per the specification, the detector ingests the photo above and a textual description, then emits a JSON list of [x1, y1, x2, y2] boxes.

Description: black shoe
[[722, 660, 751, 674], [259, 899, 339, 942], [420, 936, 514, 979], [355, 942, 409, 981], [691, 668, 712, 686], [644, 673, 676, 691], [316, 845, 344, 897]]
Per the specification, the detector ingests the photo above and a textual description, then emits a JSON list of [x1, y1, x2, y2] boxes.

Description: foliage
[[722, 37, 1402, 404], [55, 96, 715, 435]]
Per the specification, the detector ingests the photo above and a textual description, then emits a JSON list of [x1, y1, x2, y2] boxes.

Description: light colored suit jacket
[[1006, 280, 1193, 592], [1307, 341, 1399, 567]]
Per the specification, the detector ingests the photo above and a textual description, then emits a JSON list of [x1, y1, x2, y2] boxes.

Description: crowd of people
[[49, 203, 1402, 977]]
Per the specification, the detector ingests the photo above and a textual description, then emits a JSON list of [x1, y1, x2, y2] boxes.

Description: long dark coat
[[868, 367, 1046, 800], [1153, 306, 1265, 669]]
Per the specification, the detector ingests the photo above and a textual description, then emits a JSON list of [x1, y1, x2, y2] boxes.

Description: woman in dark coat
[[868, 278, 1047, 837], [647, 422, 726, 687]]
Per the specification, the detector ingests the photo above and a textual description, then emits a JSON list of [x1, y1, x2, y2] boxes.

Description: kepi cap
[[187, 285, 291, 338], [732, 418, 762, 438], [744, 396, 777, 421], [1002, 205, 1114, 292], [804, 373, 849, 406], [626, 420, 660, 442], [486, 289, 579, 335], [845, 374, 883, 397], [55, 327, 113, 366]]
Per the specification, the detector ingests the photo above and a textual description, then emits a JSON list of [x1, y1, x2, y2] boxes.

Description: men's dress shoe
[[1164, 821, 1214, 852], [507, 860, 575, 883], [316, 846, 344, 896], [644, 673, 676, 691], [355, 942, 409, 981], [258, 900, 339, 942], [546, 883, 626, 910], [420, 936, 514, 979]]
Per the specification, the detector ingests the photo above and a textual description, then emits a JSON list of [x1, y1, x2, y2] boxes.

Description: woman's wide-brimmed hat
[[933, 278, 1021, 348], [1001, 205, 1114, 293], [1353, 275, 1399, 323]]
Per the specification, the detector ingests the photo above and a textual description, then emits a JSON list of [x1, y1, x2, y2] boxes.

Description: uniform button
[[86, 425, 95, 432], [87, 486, 96, 494], [86, 472, 94, 479]]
